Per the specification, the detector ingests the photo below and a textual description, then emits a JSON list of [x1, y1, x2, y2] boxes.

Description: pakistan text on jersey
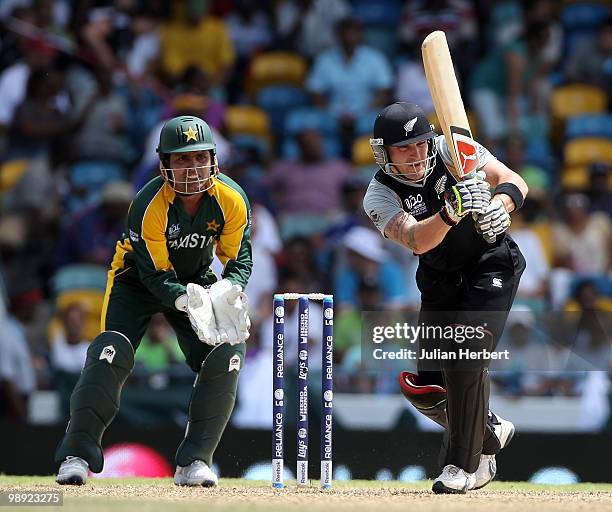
[[169, 233, 216, 249]]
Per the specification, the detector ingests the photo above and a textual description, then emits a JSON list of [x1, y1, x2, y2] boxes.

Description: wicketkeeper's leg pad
[[54, 331, 134, 472], [175, 342, 245, 467]]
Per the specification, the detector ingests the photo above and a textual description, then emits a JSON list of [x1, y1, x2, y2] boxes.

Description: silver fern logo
[[403, 117, 418, 135], [434, 175, 447, 195]]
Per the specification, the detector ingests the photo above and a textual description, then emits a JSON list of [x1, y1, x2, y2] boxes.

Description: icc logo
[[274, 389, 284, 401]]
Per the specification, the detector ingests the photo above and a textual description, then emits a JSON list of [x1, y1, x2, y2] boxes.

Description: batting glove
[[442, 171, 491, 225], [473, 196, 511, 243]]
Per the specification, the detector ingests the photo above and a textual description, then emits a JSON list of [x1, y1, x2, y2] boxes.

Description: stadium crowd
[[0, 0, 610, 429]]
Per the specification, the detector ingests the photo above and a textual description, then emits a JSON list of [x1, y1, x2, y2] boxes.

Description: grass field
[[1, 476, 611, 512]]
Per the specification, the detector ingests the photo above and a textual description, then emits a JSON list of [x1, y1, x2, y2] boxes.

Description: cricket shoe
[[432, 465, 476, 494], [472, 413, 516, 490], [56, 456, 88, 485], [174, 460, 218, 487]]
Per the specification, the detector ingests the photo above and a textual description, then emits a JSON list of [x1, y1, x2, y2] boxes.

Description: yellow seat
[[564, 137, 612, 167], [50, 289, 106, 341], [561, 166, 591, 190], [530, 221, 554, 267], [248, 52, 307, 95], [224, 106, 270, 137], [550, 85, 607, 120], [0, 159, 29, 192], [352, 136, 375, 166]]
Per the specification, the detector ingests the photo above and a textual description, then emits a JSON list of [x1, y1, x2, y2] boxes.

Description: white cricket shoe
[[432, 465, 476, 494], [174, 460, 218, 487], [472, 414, 515, 490], [56, 456, 88, 486]]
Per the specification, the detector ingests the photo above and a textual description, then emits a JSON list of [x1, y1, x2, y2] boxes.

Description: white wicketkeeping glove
[[176, 284, 220, 346], [208, 279, 251, 345], [473, 195, 511, 243]]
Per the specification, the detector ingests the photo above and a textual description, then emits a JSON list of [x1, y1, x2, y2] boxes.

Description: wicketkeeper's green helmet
[[156, 115, 218, 194]]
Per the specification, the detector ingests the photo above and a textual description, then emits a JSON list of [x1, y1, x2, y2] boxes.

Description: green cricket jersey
[[105, 174, 252, 310]]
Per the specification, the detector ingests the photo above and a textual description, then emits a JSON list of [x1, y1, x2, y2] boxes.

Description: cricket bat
[[421, 30, 478, 181]]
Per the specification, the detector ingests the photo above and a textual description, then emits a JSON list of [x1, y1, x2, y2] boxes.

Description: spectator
[[125, 8, 162, 79], [173, 66, 226, 130], [469, 22, 553, 146], [135, 314, 183, 373], [509, 207, 550, 308], [55, 181, 134, 268], [226, 0, 271, 59], [566, 281, 611, 371], [273, 0, 351, 57], [398, 0, 477, 81], [565, 17, 612, 97], [49, 302, 89, 374], [491, 307, 549, 396], [395, 31, 435, 116], [335, 226, 411, 310], [264, 128, 352, 235], [69, 67, 131, 169], [157, 1, 235, 88], [553, 194, 611, 274], [277, 236, 326, 294], [307, 17, 393, 127], [0, 291, 38, 421], [586, 164, 612, 216], [0, 36, 59, 135]]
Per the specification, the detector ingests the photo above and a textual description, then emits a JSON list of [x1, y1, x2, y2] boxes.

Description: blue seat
[[256, 85, 309, 135], [566, 115, 612, 140], [70, 161, 126, 192], [352, 0, 404, 27], [52, 264, 109, 295], [562, 3, 610, 30], [570, 275, 612, 298], [284, 108, 340, 138], [355, 111, 379, 136], [229, 134, 270, 161], [364, 27, 398, 59]]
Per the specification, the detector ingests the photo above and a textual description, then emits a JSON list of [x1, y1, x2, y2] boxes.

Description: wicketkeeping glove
[[176, 284, 221, 346], [473, 196, 511, 243], [441, 171, 491, 225], [208, 279, 251, 345]]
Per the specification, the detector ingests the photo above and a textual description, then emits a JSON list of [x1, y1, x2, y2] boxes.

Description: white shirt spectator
[[510, 228, 549, 297], [0, 62, 29, 126], [50, 332, 89, 374], [0, 315, 36, 395]]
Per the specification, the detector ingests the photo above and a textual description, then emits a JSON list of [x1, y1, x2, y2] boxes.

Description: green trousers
[[55, 274, 245, 472]]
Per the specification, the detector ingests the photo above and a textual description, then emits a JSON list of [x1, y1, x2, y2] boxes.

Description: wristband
[[494, 183, 524, 210], [439, 207, 457, 227]]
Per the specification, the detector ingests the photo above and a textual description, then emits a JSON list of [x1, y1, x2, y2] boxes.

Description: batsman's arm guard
[[399, 371, 448, 428]]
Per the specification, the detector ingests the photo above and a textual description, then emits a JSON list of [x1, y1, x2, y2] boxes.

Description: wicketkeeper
[[363, 103, 527, 493], [55, 116, 252, 487]]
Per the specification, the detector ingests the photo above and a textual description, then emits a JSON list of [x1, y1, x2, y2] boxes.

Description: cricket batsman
[[363, 103, 527, 493], [55, 116, 252, 487]]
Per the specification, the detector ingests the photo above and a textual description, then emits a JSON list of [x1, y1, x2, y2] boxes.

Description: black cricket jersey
[[363, 135, 509, 273]]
